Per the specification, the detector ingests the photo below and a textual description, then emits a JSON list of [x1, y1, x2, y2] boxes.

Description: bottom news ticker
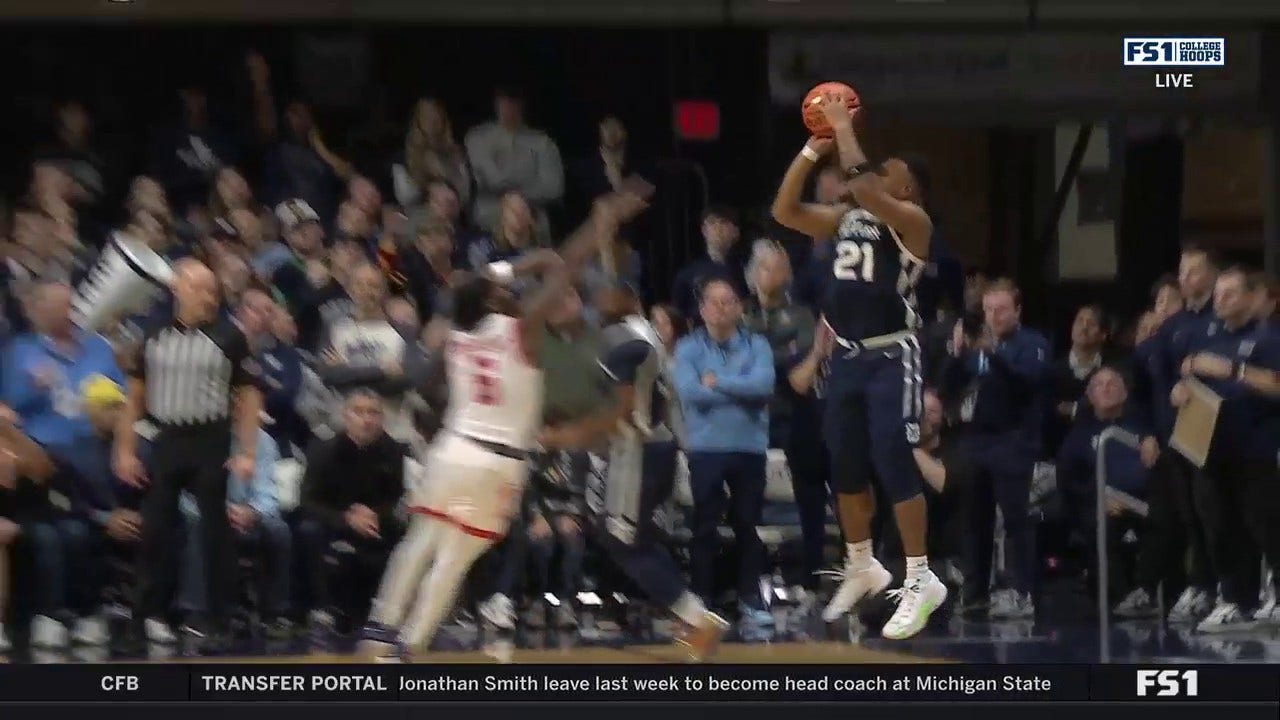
[[0, 663, 1276, 704]]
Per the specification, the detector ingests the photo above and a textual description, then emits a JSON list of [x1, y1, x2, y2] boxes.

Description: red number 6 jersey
[[443, 314, 544, 451]]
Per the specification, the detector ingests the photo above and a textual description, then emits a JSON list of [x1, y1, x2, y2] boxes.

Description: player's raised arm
[[560, 177, 653, 272], [771, 137, 846, 240], [512, 184, 653, 359], [818, 94, 932, 259]]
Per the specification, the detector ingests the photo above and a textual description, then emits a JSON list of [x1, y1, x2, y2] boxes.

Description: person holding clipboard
[[1171, 267, 1280, 632]]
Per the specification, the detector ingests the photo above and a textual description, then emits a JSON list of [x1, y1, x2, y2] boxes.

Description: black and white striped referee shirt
[[128, 317, 258, 428]]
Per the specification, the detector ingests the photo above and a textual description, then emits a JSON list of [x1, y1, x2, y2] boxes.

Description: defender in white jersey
[[360, 183, 654, 660], [415, 313, 545, 536], [360, 266, 553, 658]]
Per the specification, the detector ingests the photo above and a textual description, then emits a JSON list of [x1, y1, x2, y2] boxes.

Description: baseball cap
[[82, 375, 126, 408], [275, 199, 320, 231]]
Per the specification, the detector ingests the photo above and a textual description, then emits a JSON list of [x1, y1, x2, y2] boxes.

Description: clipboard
[[1105, 487, 1150, 518], [1169, 377, 1222, 469]]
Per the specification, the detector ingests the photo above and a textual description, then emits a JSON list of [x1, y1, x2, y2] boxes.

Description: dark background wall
[[0, 26, 768, 203], [0, 22, 1273, 338]]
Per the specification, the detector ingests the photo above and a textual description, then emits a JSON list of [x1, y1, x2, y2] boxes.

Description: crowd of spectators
[[1, 52, 1278, 656]]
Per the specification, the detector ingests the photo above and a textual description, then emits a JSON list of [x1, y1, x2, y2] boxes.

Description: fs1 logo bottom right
[[1136, 670, 1199, 697]]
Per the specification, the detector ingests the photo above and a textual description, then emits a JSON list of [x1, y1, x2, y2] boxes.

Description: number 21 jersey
[[823, 208, 926, 342], [444, 314, 544, 451]]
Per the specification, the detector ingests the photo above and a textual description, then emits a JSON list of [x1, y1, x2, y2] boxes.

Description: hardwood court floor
[[121, 642, 947, 665]]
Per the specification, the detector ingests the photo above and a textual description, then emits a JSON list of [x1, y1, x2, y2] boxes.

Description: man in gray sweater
[[465, 87, 564, 240]]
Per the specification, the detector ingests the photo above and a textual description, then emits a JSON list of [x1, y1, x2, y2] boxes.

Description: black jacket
[[301, 432, 408, 534]]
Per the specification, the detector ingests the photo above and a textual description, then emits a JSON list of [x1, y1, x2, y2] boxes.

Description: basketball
[[802, 82, 861, 138]]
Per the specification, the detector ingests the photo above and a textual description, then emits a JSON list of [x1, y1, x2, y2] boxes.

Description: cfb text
[[100, 675, 140, 692]]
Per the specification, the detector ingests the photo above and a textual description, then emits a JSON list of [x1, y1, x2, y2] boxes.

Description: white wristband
[[488, 260, 515, 285], [800, 146, 821, 163]]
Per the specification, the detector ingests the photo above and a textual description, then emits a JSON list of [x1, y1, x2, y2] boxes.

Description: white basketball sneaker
[[30, 615, 69, 648], [820, 557, 893, 622], [480, 593, 517, 630], [882, 571, 948, 640]]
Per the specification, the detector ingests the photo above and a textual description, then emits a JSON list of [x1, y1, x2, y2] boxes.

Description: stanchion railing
[[1094, 425, 1143, 663]]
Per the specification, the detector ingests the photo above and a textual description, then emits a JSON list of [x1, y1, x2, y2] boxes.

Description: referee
[[113, 259, 263, 647]]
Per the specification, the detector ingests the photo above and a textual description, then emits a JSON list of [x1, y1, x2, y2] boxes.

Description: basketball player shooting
[[770, 90, 945, 640], [359, 184, 652, 661]]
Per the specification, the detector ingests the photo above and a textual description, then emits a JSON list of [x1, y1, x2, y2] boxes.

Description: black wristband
[[1232, 361, 1245, 380]]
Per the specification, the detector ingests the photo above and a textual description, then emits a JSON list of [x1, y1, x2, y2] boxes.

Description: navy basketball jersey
[[822, 208, 926, 342]]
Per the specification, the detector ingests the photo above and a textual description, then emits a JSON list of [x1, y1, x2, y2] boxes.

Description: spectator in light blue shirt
[[179, 429, 292, 637], [2, 280, 124, 450], [672, 278, 775, 638]]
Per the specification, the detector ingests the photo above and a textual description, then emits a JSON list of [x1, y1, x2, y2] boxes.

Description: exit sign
[[674, 100, 720, 141]]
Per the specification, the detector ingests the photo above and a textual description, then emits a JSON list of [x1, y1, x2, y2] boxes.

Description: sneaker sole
[[71, 635, 110, 646], [31, 640, 69, 649], [882, 584, 949, 641], [1196, 622, 1257, 634], [821, 568, 893, 623]]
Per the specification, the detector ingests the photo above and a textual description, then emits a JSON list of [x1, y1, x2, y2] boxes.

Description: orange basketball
[[802, 82, 861, 138]]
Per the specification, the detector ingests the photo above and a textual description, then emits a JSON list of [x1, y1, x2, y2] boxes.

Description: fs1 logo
[[1124, 38, 1225, 66], [1136, 669, 1199, 697]]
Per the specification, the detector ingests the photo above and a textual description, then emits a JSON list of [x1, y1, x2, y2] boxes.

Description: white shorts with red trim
[[405, 432, 529, 540]]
